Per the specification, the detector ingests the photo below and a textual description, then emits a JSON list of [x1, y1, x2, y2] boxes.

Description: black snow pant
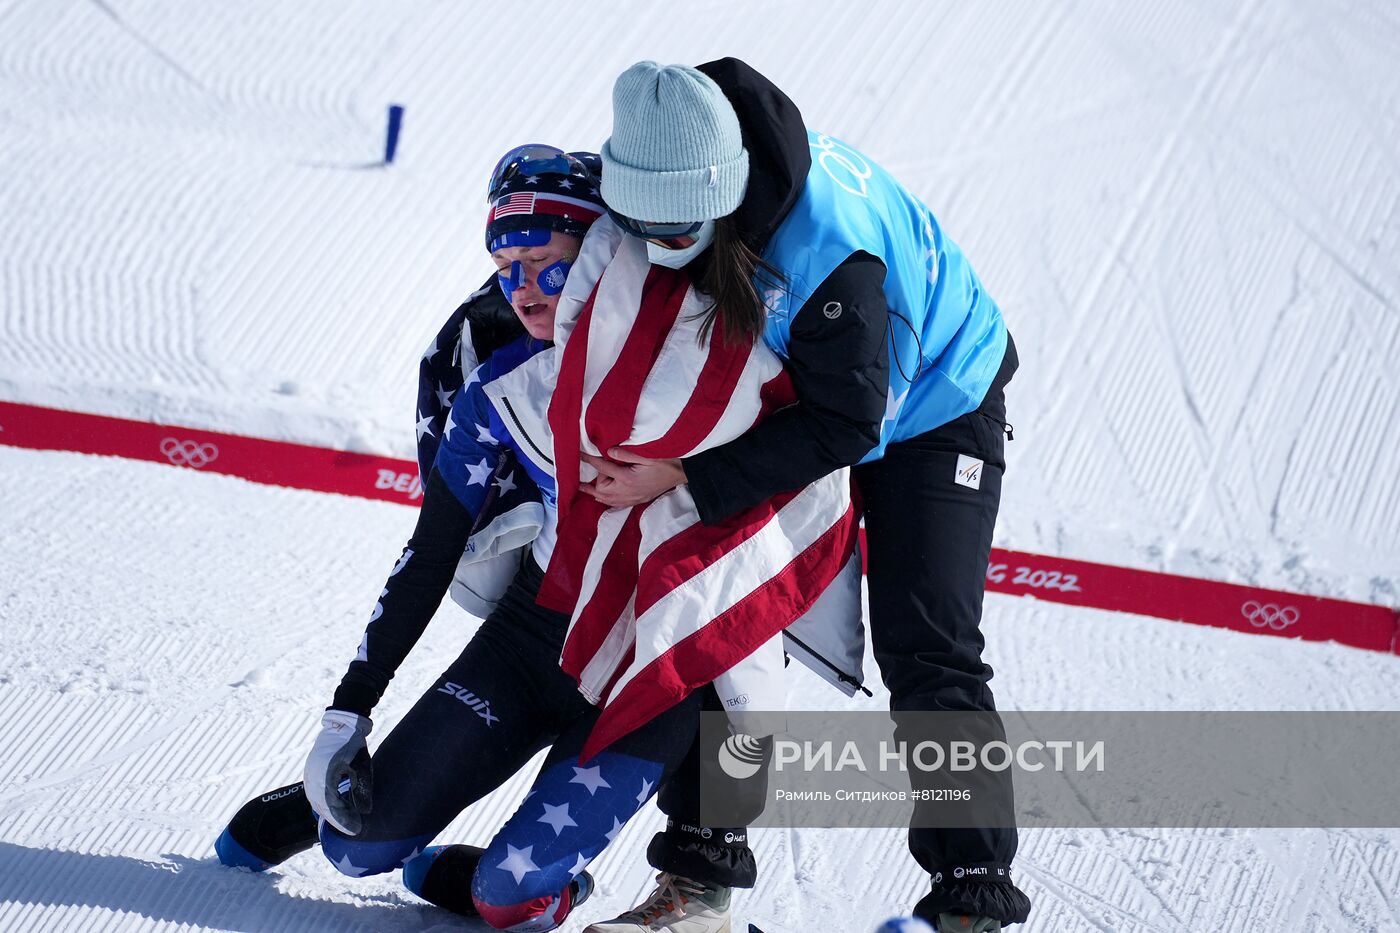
[[854, 334, 1030, 925]]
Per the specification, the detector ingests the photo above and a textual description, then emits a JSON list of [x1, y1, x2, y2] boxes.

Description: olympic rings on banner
[[1240, 600, 1300, 631], [160, 437, 219, 469]]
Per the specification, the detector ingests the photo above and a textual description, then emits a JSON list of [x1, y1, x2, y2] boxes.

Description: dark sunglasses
[[607, 205, 705, 248]]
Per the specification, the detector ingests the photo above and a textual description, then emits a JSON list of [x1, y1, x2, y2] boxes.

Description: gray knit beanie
[[601, 61, 750, 223]]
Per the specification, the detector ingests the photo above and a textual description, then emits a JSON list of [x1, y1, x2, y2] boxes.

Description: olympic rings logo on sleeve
[[1240, 600, 1300, 631], [811, 134, 873, 198], [160, 437, 219, 469]]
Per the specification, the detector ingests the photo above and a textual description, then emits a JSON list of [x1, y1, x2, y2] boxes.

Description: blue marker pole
[[384, 104, 405, 165]]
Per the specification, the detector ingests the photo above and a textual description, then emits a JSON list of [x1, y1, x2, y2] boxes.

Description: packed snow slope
[[2, 1, 1399, 931]]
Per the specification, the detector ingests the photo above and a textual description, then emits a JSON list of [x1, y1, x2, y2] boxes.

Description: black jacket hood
[[696, 58, 810, 251]]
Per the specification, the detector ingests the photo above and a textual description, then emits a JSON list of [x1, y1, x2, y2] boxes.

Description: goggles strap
[[488, 144, 583, 202]]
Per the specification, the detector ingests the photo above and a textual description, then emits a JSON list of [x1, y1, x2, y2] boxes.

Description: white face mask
[[645, 220, 716, 269]]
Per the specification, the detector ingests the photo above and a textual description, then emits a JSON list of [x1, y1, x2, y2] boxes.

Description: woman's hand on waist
[[581, 448, 685, 508]]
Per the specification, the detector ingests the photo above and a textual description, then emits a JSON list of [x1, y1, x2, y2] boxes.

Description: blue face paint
[[496, 257, 574, 299], [488, 226, 551, 253], [536, 258, 572, 296], [497, 260, 524, 299]]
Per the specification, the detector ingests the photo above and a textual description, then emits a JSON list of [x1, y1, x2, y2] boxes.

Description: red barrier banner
[[4, 399, 1398, 655], [984, 548, 1398, 655], [0, 400, 425, 508]]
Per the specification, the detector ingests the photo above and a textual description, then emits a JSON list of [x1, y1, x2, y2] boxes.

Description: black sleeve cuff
[[329, 682, 379, 719], [681, 449, 730, 527]]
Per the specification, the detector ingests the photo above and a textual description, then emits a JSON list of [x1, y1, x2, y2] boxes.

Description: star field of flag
[[416, 300, 472, 479], [432, 334, 552, 528]]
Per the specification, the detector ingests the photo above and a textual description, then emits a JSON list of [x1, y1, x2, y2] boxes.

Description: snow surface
[[2, 1, 1399, 930]]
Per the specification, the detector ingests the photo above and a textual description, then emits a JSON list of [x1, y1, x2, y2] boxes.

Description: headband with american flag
[[487, 191, 606, 227]]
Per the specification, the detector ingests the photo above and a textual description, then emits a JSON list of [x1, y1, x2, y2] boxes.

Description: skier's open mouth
[[519, 301, 545, 317]]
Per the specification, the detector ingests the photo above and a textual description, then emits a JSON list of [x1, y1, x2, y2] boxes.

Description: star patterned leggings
[[319, 556, 702, 930]]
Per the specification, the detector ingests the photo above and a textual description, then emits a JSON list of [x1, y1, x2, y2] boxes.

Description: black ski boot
[[403, 845, 488, 914], [214, 781, 318, 871]]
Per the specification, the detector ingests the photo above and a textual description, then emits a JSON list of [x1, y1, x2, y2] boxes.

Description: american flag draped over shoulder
[[536, 223, 860, 762]]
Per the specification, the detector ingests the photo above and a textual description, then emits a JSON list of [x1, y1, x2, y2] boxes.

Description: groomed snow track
[[3, 1, 1400, 930]]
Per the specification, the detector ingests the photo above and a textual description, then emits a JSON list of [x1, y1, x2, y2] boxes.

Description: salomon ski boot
[[214, 781, 318, 871]]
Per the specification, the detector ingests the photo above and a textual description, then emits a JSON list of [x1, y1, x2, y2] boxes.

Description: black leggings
[[320, 556, 701, 929]]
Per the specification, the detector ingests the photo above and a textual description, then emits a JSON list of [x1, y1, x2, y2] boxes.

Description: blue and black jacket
[[681, 58, 1017, 526]]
